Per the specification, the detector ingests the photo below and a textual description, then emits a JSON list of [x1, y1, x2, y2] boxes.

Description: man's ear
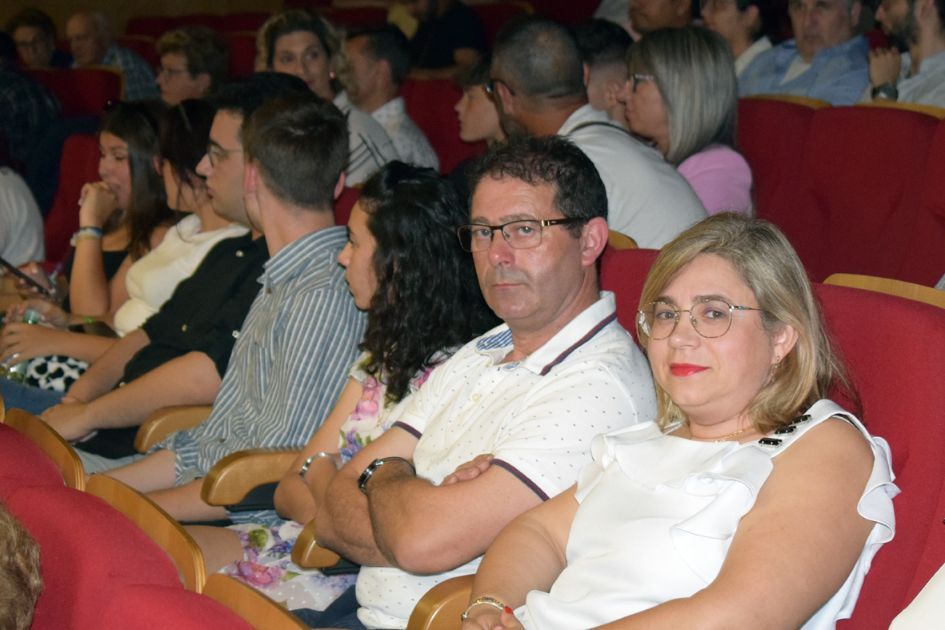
[[582, 62, 590, 88], [152, 155, 162, 175], [604, 76, 624, 108], [333, 171, 347, 201], [580, 217, 610, 267], [243, 160, 259, 197]]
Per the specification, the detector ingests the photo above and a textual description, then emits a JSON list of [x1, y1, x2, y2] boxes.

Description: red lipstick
[[670, 363, 708, 376]]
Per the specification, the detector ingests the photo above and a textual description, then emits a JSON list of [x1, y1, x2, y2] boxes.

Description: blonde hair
[[637, 214, 850, 433], [0, 503, 42, 630]]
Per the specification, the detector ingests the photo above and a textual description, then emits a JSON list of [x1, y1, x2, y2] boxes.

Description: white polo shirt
[[355, 292, 657, 628]]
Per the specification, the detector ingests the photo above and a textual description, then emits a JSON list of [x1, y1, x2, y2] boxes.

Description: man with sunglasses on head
[[305, 135, 656, 630], [487, 16, 705, 249]]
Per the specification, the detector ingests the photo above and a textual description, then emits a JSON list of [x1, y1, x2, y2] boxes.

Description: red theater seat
[[44, 133, 100, 266], [116, 35, 158, 70], [26, 68, 122, 117], [0, 424, 63, 497], [225, 32, 258, 78], [401, 78, 487, 173], [599, 247, 660, 336], [102, 584, 252, 629], [900, 118, 945, 285], [469, 1, 533, 47]]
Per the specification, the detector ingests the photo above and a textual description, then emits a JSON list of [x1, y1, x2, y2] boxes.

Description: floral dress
[[221, 353, 441, 611]]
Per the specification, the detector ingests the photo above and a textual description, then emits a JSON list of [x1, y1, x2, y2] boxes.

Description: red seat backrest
[[25, 68, 122, 117], [323, 5, 389, 29], [6, 485, 182, 630], [736, 97, 821, 266], [527, 0, 594, 24], [401, 78, 487, 173], [599, 247, 660, 337], [800, 106, 938, 282], [225, 32, 258, 79], [334, 186, 361, 227], [900, 118, 945, 285], [815, 283, 945, 627], [44, 133, 100, 266], [469, 1, 532, 47], [126, 16, 171, 39], [102, 584, 252, 629], [116, 35, 158, 70], [0, 424, 63, 497], [219, 12, 272, 33]]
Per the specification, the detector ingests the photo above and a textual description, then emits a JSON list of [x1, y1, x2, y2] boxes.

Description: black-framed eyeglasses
[[456, 218, 583, 253], [628, 73, 655, 93], [484, 77, 516, 98], [157, 65, 190, 77], [206, 143, 243, 167], [637, 297, 767, 340]]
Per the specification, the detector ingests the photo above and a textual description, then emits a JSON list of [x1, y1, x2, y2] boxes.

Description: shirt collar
[[260, 225, 346, 288], [475, 292, 619, 375]]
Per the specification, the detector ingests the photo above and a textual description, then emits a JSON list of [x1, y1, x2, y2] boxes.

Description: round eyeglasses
[[637, 297, 766, 340], [456, 218, 583, 253]]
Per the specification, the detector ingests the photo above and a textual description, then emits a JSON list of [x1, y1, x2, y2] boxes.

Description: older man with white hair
[[66, 11, 158, 100]]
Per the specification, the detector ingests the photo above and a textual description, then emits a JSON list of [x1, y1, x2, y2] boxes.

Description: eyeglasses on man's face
[[484, 77, 516, 98], [637, 297, 767, 340], [206, 143, 243, 167], [456, 218, 583, 253]]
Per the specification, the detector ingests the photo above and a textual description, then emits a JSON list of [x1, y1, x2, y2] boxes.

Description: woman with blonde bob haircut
[[462, 214, 897, 630], [622, 26, 753, 215]]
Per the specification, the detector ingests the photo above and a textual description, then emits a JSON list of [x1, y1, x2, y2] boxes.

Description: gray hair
[[492, 16, 585, 101], [627, 26, 737, 165]]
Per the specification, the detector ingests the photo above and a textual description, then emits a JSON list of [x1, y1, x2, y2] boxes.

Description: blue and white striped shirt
[[161, 226, 364, 484]]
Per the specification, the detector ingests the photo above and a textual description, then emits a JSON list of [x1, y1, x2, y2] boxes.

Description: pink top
[[677, 145, 753, 216]]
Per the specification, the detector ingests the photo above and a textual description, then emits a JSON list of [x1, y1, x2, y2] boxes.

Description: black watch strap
[[357, 457, 415, 495], [871, 83, 899, 101]]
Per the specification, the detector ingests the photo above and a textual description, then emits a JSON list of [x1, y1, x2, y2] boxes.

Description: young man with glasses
[[304, 135, 656, 629]]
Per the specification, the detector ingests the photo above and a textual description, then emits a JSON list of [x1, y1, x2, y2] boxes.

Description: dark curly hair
[[358, 162, 499, 403], [158, 98, 215, 209]]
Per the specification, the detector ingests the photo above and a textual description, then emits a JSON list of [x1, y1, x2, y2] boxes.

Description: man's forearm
[[316, 470, 393, 567], [85, 351, 222, 431], [68, 328, 150, 401]]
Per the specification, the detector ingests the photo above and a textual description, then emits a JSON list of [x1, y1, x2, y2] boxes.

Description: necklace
[[711, 426, 752, 442]]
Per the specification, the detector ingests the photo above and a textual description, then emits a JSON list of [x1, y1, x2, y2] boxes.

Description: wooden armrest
[[406, 574, 475, 630], [291, 518, 343, 569], [200, 448, 300, 506], [135, 405, 212, 453]]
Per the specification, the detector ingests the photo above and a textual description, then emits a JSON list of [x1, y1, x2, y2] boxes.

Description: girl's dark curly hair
[[100, 100, 179, 259], [358, 161, 499, 403], [158, 98, 215, 209]]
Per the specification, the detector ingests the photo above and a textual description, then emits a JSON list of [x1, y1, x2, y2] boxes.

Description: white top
[[898, 50, 945, 108], [334, 92, 400, 186], [0, 168, 44, 266], [558, 104, 707, 248], [372, 97, 439, 170], [112, 215, 248, 336], [356, 292, 658, 629], [520, 399, 898, 629], [890, 562, 945, 629], [736, 37, 772, 78]]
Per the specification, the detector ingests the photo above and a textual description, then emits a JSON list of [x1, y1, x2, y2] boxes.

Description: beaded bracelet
[[70, 226, 104, 246]]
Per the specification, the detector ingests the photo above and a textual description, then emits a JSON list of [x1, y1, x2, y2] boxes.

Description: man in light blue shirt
[[739, 0, 868, 105]]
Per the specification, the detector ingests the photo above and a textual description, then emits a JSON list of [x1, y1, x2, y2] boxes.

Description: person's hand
[[442, 453, 494, 485], [0, 322, 58, 363], [462, 606, 523, 629], [5, 298, 69, 328], [78, 181, 120, 228], [869, 48, 902, 89], [41, 401, 95, 442]]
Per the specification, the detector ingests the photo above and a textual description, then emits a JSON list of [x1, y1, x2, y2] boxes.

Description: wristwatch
[[357, 457, 415, 495], [871, 83, 899, 101]]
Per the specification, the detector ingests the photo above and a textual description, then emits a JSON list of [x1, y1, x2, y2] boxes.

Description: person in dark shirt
[[7, 8, 72, 70], [0, 32, 59, 168], [38, 74, 314, 468], [406, 0, 487, 78]]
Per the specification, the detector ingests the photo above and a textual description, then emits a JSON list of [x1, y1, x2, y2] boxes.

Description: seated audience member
[[0, 32, 59, 167], [490, 17, 705, 247], [65, 10, 158, 101], [7, 7, 72, 69], [572, 19, 634, 128], [0, 502, 42, 630], [11, 75, 303, 467], [0, 165, 44, 266], [454, 56, 505, 148], [99, 92, 363, 520], [629, 0, 694, 35], [307, 136, 657, 629], [868, 0, 945, 106], [623, 27, 752, 215], [346, 26, 439, 170], [595, 0, 633, 32], [256, 10, 399, 186], [406, 0, 487, 78], [702, 0, 776, 76], [739, 0, 868, 105], [155, 27, 228, 106], [1, 100, 246, 392], [187, 163, 498, 611], [1, 100, 178, 407], [463, 213, 897, 629]]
